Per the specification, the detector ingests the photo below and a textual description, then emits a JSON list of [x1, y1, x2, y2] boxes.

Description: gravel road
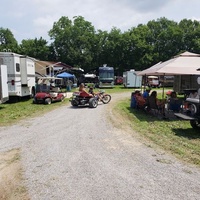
[[0, 92, 200, 200]]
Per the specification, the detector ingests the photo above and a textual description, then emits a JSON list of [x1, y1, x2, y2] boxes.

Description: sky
[[1, 0, 200, 44]]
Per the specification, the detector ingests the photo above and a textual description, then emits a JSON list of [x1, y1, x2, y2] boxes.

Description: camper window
[[16, 63, 20, 72]]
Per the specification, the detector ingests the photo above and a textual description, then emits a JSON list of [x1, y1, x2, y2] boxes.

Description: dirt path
[[0, 92, 200, 200]]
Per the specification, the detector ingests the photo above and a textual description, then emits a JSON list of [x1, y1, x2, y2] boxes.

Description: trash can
[[67, 85, 71, 92]]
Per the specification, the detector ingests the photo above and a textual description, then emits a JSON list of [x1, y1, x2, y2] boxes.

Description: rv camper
[[0, 65, 9, 103], [123, 70, 142, 88], [0, 52, 36, 101], [98, 65, 115, 88]]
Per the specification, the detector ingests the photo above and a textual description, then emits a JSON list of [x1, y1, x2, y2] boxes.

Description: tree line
[[1, 16, 200, 75]]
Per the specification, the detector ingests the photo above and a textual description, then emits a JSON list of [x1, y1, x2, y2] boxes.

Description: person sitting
[[130, 90, 140, 108], [78, 83, 93, 97], [166, 90, 172, 100], [167, 91, 181, 112], [135, 92, 146, 109], [142, 88, 151, 100], [146, 91, 165, 115], [88, 86, 94, 95]]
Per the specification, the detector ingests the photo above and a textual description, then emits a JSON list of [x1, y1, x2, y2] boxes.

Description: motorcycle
[[70, 90, 111, 108], [70, 92, 98, 108]]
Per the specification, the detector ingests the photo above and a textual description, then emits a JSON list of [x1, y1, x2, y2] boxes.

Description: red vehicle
[[115, 76, 123, 85], [33, 77, 65, 105]]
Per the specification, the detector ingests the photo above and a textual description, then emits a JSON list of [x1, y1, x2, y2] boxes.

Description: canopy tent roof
[[138, 51, 200, 76], [56, 72, 74, 78]]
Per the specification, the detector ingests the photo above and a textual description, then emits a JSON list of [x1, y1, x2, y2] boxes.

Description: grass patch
[[0, 97, 70, 127], [115, 98, 200, 167]]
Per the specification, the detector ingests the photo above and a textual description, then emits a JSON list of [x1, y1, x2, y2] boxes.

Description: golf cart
[[33, 77, 65, 105], [174, 77, 200, 129]]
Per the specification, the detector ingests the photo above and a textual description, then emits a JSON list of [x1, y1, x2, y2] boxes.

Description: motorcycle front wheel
[[101, 94, 111, 104]]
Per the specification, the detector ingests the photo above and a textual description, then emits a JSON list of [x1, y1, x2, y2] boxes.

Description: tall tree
[[0, 27, 18, 52], [49, 16, 96, 71], [125, 24, 154, 70], [147, 17, 181, 61], [178, 19, 200, 53], [19, 37, 50, 60]]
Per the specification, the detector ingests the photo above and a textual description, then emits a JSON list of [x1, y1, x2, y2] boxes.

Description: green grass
[[0, 97, 70, 126], [114, 98, 200, 166]]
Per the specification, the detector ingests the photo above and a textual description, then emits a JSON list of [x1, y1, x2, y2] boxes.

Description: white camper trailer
[[0, 52, 36, 100], [123, 70, 142, 88], [0, 65, 9, 103]]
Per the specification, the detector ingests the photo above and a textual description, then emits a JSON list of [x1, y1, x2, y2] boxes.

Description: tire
[[89, 98, 98, 108], [189, 104, 197, 116], [60, 95, 64, 102], [190, 120, 200, 130], [101, 94, 111, 104], [31, 87, 36, 98], [32, 98, 37, 104], [45, 98, 51, 105], [71, 99, 78, 107]]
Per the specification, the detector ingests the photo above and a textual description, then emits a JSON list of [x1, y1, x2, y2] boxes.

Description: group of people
[[131, 88, 182, 115]]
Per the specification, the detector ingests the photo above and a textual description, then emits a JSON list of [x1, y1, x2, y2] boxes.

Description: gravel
[[0, 92, 200, 200]]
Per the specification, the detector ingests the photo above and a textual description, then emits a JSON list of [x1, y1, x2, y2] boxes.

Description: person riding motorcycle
[[79, 83, 93, 97]]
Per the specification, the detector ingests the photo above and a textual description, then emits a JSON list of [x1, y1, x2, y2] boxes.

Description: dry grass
[[0, 149, 30, 200]]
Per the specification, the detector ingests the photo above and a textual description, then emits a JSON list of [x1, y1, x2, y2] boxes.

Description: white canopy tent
[[138, 51, 200, 76], [138, 51, 200, 98]]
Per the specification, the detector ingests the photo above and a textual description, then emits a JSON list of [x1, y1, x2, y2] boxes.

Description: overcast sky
[[1, 0, 200, 43]]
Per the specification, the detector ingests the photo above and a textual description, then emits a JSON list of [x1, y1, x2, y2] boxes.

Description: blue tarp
[[57, 72, 74, 78]]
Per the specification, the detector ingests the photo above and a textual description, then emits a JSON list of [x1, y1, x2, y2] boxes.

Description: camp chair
[[135, 94, 146, 109], [146, 96, 161, 115], [167, 99, 182, 112]]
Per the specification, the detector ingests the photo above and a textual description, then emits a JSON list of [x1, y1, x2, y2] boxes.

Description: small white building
[[123, 69, 142, 88]]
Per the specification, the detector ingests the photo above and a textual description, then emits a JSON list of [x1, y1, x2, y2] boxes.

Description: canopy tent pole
[[162, 74, 165, 99], [144, 74, 147, 92]]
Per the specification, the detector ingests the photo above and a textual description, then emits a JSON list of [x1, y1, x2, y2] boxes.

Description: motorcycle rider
[[79, 83, 93, 97]]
